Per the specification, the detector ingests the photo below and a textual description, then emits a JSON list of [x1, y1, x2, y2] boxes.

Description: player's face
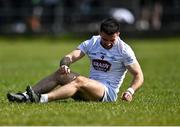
[[100, 31, 120, 49]]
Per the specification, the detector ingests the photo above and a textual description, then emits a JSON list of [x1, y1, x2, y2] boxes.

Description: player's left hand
[[58, 65, 70, 75], [121, 91, 133, 102]]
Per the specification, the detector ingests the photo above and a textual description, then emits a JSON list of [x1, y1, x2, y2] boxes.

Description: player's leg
[[35, 75, 105, 103], [71, 76, 105, 101], [31, 73, 60, 94], [7, 69, 79, 102], [32, 70, 79, 94]]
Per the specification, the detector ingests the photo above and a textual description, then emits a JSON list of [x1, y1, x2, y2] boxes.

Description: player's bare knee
[[74, 76, 88, 88]]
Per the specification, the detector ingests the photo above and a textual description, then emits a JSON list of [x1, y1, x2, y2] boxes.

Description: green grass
[[0, 36, 180, 125]]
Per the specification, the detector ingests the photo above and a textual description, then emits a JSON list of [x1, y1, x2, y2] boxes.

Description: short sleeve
[[77, 36, 99, 54], [78, 39, 90, 54], [122, 44, 137, 66]]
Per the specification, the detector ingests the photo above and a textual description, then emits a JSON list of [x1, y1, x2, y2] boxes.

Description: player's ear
[[116, 32, 120, 36]]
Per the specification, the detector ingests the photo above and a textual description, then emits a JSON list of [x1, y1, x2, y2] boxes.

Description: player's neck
[[100, 41, 113, 49]]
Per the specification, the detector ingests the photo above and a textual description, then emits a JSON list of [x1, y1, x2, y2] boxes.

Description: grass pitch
[[0, 36, 180, 125]]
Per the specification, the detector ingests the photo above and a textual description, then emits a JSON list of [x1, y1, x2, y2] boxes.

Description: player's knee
[[74, 76, 88, 88], [54, 70, 80, 85]]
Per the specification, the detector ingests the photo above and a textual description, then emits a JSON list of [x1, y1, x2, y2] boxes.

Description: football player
[[7, 18, 144, 103]]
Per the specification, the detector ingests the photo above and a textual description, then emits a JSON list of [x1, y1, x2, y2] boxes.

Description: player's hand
[[58, 65, 70, 75], [121, 91, 133, 102]]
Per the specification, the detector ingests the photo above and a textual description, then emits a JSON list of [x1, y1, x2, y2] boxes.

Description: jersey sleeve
[[78, 40, 90, 54], [77, 36, 96, 54], [122, 44, 137, 66]]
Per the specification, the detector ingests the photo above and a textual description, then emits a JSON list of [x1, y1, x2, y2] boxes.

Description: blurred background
[[0, 0, 180, 37]]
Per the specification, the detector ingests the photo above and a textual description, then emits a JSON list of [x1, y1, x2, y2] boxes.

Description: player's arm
[[59, 48, 85, 74], [126, 62, 144, 91], [121, 62, 144, 102]]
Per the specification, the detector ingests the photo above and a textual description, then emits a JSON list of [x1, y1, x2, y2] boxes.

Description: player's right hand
[[58, 65, 70, 75]]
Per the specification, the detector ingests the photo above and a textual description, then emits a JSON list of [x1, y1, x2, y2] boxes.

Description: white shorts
[[101, 81, 117, 102]]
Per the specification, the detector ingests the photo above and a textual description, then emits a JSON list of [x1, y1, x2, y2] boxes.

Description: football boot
[[26, 86, 40, 103]]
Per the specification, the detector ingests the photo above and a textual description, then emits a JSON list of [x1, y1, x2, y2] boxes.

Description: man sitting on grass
[[7, 17, 144, 103]]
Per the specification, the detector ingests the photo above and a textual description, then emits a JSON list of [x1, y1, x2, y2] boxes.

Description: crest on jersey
[[101, 55, 104, 60]]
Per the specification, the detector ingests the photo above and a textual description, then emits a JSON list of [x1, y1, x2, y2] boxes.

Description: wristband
[[127, 87, 135, 95]]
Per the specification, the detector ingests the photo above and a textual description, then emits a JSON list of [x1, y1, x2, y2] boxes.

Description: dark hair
[[100, 17, 120, 35]]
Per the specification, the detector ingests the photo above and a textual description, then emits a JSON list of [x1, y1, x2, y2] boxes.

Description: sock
[[22, 92, 29, 99], [40, 94, 48, 103]]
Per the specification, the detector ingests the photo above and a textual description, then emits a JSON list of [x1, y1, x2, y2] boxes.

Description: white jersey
[[78, 35, 137, 94]]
